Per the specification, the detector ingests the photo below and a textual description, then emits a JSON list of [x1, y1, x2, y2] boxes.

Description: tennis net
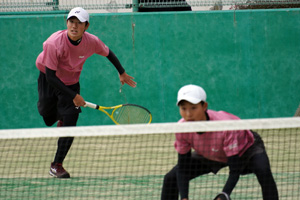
[[0, 117, 299, 199]]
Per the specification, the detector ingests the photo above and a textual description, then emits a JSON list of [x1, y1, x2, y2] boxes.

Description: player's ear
[[202, 102, 208, 111], [85, 22, 90, 31]]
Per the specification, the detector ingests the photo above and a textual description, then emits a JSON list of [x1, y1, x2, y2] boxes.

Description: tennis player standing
[[161, 84, 278, 200], [36, 7, 136, 178]]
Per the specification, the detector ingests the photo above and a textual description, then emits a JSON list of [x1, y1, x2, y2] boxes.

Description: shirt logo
[[211, 148, 219, 152], [79, 56, 85, 58], [228, 143, 238, 150]]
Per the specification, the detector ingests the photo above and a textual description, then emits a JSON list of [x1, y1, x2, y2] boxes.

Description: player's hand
[[119, 72, 136, 88], [73, 94, 85, 107]]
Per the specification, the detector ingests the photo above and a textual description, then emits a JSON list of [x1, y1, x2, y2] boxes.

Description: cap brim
[[67, 14, 87, 22], [177, 97, 202, 105]]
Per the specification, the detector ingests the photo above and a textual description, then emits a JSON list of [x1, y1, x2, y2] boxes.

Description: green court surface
[[0, 130, 299, 199]]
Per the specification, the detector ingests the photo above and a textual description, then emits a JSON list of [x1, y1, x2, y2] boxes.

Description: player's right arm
[[220, 155, 241, 198], [45, 67, 85, 107], [212, 156, 240, 200]]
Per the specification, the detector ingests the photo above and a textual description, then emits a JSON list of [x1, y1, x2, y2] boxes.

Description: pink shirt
[[36, 30, 109, 85], [174, 110, 254, 163]]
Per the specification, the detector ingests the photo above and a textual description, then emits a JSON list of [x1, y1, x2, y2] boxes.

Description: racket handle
[[84, 101, 98, 109]]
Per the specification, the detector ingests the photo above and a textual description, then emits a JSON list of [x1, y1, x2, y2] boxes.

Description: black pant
[[161, 152, 278, 200], [37, 72, 81, 118], [37, 71, 80, 164]]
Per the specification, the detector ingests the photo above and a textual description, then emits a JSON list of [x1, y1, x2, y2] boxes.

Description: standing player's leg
[[49, 82, 81, 178], [37, 71, 69, 178], [50, 114, 78, 178]]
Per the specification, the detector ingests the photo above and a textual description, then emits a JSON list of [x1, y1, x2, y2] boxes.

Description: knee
[[62, 114, 79, 126], [43, 118, 56, 126], [255, 166, 272, 176], [255, 167, 276, 185], [163, 170, 177, 184]]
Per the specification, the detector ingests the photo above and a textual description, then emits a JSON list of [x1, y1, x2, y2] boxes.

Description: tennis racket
[[84, 101, 152, 125]]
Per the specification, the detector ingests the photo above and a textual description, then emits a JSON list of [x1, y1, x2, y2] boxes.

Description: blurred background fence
[[1, 0, 300, 13]]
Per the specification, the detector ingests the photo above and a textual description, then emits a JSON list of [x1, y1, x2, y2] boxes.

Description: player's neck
[[67, 35, 82, 46]]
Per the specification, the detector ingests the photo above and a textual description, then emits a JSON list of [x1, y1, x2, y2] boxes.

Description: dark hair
[[178, 100, 205, 106], [67, 16, 89, 26]]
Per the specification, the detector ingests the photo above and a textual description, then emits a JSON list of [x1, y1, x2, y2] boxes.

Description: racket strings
[[113, 105, 151, 124]]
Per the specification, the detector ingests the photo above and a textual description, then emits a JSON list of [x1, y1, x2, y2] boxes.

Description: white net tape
[[1, 117, 299, 139]]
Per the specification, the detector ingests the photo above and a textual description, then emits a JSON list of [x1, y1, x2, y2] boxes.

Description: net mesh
[[0, 117, 299, 199]]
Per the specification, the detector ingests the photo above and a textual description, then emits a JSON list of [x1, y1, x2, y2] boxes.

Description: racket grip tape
[[84, 101, 99, 110]]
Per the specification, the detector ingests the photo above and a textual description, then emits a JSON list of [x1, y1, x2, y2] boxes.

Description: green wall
[[1, 9, 300, 129]]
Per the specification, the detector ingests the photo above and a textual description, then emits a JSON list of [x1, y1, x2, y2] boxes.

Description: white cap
[[177, 84, 207, 105], [67, 7, 89, 22]]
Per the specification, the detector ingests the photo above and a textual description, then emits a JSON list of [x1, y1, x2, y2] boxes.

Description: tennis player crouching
[[161, 84, 278, 200]]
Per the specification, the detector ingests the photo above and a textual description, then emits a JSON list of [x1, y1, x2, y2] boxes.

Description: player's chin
[[70, 30, 80, 36], [70, 32, 79, 37]]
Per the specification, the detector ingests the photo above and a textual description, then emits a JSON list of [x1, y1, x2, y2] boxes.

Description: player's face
[[179, 101, 208, 121], [67, 17, 89, 41]]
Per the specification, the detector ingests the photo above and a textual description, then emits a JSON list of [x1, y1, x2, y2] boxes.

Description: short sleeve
[[174, 133, 192, 154], [42, 42, 59, 70], [92, 35, 109, 57], [223, 131, 240, 157]]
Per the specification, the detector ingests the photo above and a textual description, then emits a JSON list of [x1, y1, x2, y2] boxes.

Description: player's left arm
[[119, 72, 136, 88], [106, 49, 125, 74], [177, 151, 192, 200], [106, 49, 136, 88], [214, 155, 241, 200]]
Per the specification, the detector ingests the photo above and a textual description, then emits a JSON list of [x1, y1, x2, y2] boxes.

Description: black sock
[[53, 137, 74, 164]]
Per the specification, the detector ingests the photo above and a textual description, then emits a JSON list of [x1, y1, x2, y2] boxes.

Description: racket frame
[[84, 101, 152, 124]]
